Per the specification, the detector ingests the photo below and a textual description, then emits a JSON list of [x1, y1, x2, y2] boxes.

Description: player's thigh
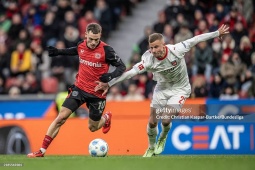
[[87, 99, 106, 126], [63, 85, 85, 112], [166, 94, 188, 113], [150, 86, 167, 109]]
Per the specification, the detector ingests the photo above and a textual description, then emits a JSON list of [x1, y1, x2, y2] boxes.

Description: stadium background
[[0, 0, 255, 156]]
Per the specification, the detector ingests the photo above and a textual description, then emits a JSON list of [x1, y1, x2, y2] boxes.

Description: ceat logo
[[172, 125, 245, 151]]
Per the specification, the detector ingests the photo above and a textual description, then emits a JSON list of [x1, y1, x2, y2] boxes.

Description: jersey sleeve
[[104, 45, 126, 78], [58, 47, 78, 56], [168, 31, 219, 58], [133, 54, 147, 74]]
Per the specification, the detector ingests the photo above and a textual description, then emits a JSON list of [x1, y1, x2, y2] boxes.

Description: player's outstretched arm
[[95, 68, 138, 96], [47, 46, 78, 57], [185, 24, 229, 48]]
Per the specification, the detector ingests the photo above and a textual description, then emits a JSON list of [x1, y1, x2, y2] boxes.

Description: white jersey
[[133, 43, 190, 89]]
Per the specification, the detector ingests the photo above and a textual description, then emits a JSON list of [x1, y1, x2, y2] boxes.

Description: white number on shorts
[[98, 101, 106, 110]]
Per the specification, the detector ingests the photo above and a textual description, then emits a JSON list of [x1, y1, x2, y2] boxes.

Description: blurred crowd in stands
[[0, 0, 255, 101], [0, 0, 144, 97]]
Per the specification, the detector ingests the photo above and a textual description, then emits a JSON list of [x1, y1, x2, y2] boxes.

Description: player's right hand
[[95, 81, 109, 96], [47, 46, 59, 57]]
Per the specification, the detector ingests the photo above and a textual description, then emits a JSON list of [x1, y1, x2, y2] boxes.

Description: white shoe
[[143, 148, 155, 157], [154, 136, 167, 155]]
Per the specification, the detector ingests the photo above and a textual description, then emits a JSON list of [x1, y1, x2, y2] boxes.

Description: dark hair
[[148, 33, 163, 43], [86, 23, 102, 34]]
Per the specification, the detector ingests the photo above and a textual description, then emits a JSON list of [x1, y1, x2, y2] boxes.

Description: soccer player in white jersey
[[95, 24, 229, 157]]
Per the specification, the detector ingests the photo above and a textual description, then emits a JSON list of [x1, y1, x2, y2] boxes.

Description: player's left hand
[[218, 24, 230, 40], [99, 73, 113, 83], [95, 81, 109, 96]]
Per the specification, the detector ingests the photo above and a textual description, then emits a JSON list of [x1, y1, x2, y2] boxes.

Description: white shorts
[[150, 83, 191, 110]]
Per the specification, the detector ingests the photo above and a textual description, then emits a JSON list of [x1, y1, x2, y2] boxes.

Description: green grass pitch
[[0, 155, 254, 170]]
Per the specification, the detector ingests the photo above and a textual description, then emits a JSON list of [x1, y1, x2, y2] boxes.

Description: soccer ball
[[88, 138, 108, 157]]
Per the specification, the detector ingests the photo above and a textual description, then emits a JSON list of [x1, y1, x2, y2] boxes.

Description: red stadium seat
[[41, 77, 59, 94], [5, 77, 18, 89]]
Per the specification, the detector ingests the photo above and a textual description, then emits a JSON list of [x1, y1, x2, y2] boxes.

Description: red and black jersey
[[57, 40, 126, 99]]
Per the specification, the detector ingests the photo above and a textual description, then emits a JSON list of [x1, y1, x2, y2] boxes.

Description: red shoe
[[27, 150, 44, 158], [102, 111, 112, 134]]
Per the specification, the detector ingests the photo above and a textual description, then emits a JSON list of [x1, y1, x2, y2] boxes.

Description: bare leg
[[46, 106, 73, 138], [88, 117, 106, 132]]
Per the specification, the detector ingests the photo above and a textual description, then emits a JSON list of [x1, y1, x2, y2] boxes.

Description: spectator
[[123, 83, 144, 101], [138, 26, 152, 56], [153, 10, 167, 34], [231, 21, 248, 46], [162, 24, 174, 44], [8, 13, 24, 41], [78, 10, 98, 38], [221, 34, 235, 64], [32, 44, 51, 79], [94, 0, 112, 40], [237, 36, 254, 67], [219, 85, 239, 100], [209, 72, 224, 98], [220, 6, 247, 32], [106, 85, 123, 101], [42, 11, 59, 48], [174, 23, 193, 43], [0, 44, 11, 79], [21, 72, 40, 94], [192, 41, 213, 82], [10, 42, 33, 76], [50, 41, 76, 90], [0, 12, 11, 33]]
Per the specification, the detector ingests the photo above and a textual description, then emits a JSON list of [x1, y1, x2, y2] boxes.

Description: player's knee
[[88, 125, 98, 132], [148, 122, 157, 128], [161, 121, 171, 127]]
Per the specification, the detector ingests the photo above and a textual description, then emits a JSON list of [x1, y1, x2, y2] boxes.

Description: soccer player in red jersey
[[27, 23, 126, 157]]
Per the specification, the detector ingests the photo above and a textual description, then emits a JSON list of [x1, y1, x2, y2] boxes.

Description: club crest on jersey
[[171, 60, 177, 66], [72, 91, 78, 96], [80, 49, 84, 54], [95, 53, 101, 59]]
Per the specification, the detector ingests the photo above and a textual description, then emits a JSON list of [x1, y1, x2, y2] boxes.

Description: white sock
[[40, 148, 46, 154], [147, 124, 158, 149], [159, 122, 172, 140]]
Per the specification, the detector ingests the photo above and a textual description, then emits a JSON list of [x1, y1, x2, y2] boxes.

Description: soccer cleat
[[143, 148, 155, 157], [154, 136, 167, 155], [27, 150, 44, 158], [102, 111, 112, 134]]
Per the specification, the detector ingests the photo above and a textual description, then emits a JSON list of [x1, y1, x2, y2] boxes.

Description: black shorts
[[62, 85, 106, 121]]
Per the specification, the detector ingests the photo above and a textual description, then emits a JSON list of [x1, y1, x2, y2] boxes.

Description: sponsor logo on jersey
[[171, 60, 177, 66], [95, 53, 101, 59], [79, 57, 102, 67], [138, 64, 144, 70]]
